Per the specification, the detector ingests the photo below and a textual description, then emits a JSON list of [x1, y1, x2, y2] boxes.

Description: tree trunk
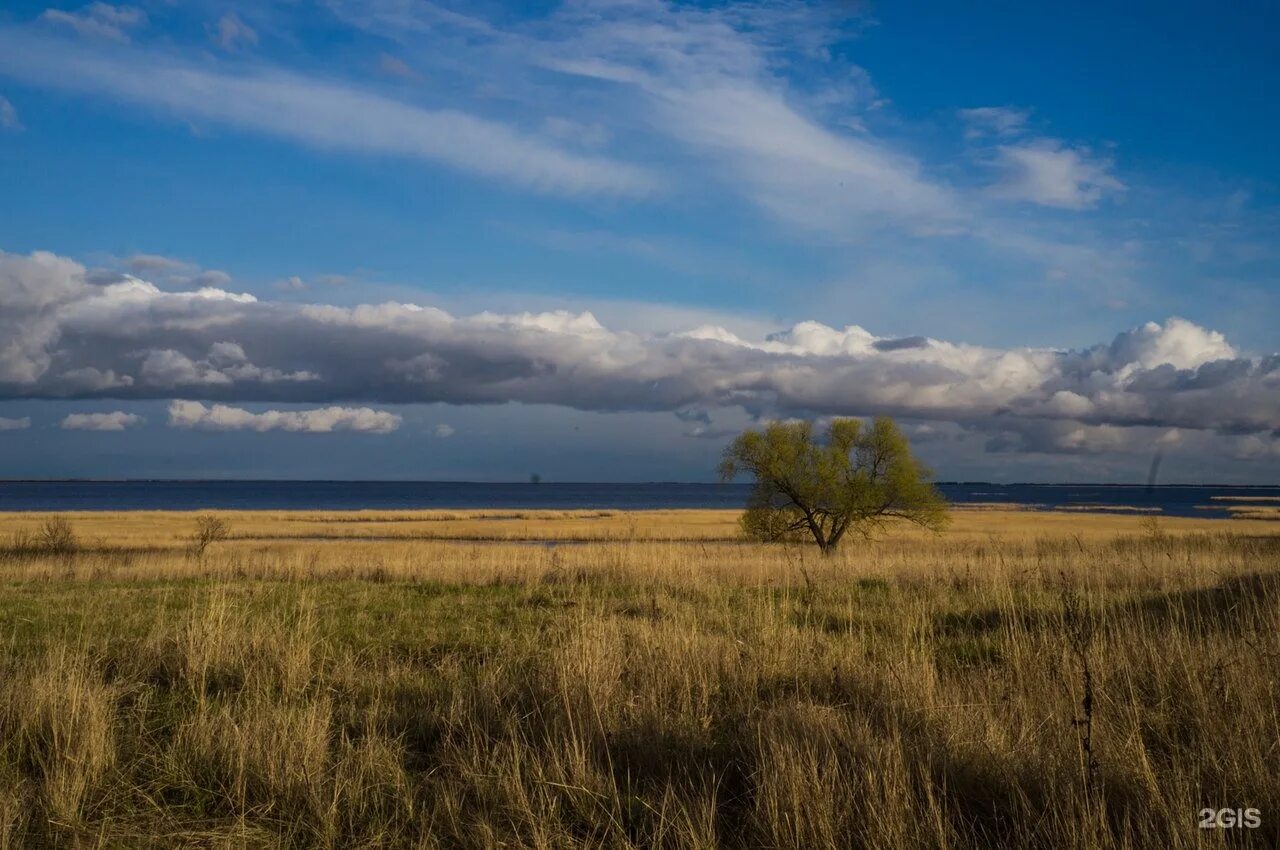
[[804, 516, 826, 552], [825, 528, 846, 553]]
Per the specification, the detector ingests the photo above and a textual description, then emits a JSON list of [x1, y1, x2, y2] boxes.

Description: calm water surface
[[0, 481, 1276, 518]]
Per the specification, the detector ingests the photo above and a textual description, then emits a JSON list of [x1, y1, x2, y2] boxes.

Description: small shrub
[[37, 517, 77, 555], [190, 515, 230, 557]]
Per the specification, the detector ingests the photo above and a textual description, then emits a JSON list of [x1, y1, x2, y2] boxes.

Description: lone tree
[[719, 416, 948, 554]]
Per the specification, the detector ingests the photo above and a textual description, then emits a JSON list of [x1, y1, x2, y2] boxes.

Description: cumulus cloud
[[138, 342, 317, 388], [61, 411, 142, 431], [40, 3, 146, 42], [434, 423, 456, 438], [169, 401, 400, 434], [988, 140, 1125, 210], [1104, 318, 1235, 370], [0, 250, 1276, 451], [0, 416, 30, 431], [0, 250, 88, 384]]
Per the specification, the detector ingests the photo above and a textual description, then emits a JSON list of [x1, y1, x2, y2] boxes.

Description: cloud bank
[[1, 250, 1276, 448]]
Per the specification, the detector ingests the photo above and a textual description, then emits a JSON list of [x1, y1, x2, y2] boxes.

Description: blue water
[[0, 480, 1276, 518]]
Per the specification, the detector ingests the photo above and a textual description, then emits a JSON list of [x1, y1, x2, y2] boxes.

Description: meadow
[[0, 506, 1278, 848]]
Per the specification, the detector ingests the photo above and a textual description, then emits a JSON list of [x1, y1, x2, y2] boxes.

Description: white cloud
[[988, 140, 1125, 210], [539, 3, 959, 234], [0, 27, 659, 198], [138, 342, 317, 388], [168, 401, 401, 434], [320, 0, 1146, 266], [1, 249, 1276, 454], [959, 106, 1030, 139], [0, 96, 20, 131], [40, 3, 146, 42], [0, 1, 1145, 286], [61, 410, 142, 431], [434, 423, 456, 438], [208, 12, 258, 52], [0, 416, 30, 431], [1106, 317, 1235, 371], [0, 250, 88, 384]]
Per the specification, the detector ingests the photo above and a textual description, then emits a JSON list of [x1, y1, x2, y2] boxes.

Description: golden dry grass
[[0, 504, 1272, 548], [0, 508, 1277, 848]]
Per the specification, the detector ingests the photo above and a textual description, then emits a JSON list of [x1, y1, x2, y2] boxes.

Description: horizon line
[[0, 478, 1275, 488]]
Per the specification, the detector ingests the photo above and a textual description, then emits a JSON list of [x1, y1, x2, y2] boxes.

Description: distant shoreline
[[1, 480, 1276, 518], [1, 478, 1275, 488]]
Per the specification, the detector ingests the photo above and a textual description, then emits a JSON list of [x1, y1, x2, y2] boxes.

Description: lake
[[0, 480, 1276, 518]]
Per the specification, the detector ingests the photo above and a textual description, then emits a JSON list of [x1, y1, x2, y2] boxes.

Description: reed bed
[[0, 510, 1276, 848]]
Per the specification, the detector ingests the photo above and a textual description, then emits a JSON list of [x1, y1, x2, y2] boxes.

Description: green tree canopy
[[719, 416, 948, 553]]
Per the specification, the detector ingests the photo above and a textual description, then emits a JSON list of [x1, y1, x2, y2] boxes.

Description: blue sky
[[0, 0, 1277, 482]]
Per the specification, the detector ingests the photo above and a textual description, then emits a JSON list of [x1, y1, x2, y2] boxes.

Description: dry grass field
[[1, 506, 1278, 848]]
